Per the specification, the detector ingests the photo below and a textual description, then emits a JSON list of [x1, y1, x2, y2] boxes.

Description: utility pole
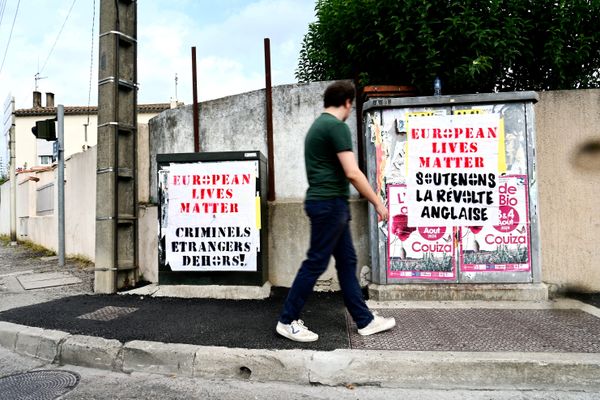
[[95, 0, 138, 293], [9, 97, 16, 245], [57, 105, 65, 267]]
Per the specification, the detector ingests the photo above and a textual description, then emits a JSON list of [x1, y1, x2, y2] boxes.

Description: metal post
[[192, 46, 200, 152], [9, 97, 16, 245], [264, 38, 275, 201], [353, 79, 365, 173], [57, 105, 65, 267]]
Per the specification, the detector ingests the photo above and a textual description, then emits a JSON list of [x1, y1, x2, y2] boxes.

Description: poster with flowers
[[459, 175, 531, 272], [387, 184, 456, 280]]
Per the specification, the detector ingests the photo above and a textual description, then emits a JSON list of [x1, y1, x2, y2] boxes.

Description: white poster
[[164, 160, 259, 271], [406, 114, 500, 227]]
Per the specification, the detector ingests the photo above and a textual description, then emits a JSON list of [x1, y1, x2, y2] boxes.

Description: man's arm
[[337, 151, 388, 221]]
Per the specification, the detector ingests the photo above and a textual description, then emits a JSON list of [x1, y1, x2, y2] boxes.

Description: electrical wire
[[0, 0, 9, 29], [86, 0, 96, 124], [40, 0, 78, 74], [0, 0, 20, 76]]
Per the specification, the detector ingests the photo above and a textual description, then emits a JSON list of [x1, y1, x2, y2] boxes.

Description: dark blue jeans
[[279, 197, 374, 329]]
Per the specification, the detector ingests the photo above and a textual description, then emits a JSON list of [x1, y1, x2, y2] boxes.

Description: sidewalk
[[1, 241, 600, 390]]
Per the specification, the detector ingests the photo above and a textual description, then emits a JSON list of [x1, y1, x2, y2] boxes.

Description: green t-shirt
[[304, 113, 353, 200]]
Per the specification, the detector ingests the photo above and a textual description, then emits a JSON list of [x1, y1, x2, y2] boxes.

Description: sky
[[0, 0, 317, 110]]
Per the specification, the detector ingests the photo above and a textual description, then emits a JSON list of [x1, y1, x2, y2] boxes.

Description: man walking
[[276, 81, 396, 342]]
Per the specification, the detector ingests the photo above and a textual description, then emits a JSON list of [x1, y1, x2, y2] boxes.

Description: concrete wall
[[148, 84, 600, 292], [535, 90, 600, 292], [1, 83, 598, 292], [267, 199, 369, 289], [149, 81, 358, 202], [148, 81, 364, 288]]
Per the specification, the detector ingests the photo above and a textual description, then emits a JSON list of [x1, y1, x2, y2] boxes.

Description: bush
[[297, 0, 600, 94]]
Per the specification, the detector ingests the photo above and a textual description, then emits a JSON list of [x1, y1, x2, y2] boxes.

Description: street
[[1, 241, 600, 399], [2, 346, 600, 400]]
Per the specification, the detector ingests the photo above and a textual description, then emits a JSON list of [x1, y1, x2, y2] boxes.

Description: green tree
[[297, 0, 600, 94]]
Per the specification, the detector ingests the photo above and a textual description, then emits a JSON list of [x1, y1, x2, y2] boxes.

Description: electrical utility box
[[363, 92, 540, 285], [157, 151, 268, 286]]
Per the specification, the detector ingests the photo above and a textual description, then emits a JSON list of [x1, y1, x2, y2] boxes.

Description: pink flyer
[[387, 185, 456, 280], [459, 175, 531, 272]]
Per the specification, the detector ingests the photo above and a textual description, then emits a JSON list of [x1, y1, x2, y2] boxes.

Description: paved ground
[[0, 239, 94, 312], [1, 239, 599, 353], [1, 238, 600, 394], [1, 292, 600, 353], [0, 290, 349, 351]]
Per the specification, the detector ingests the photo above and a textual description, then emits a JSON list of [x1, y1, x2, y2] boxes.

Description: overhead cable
[[0, 0, 20, 76], [40, 0, 78, 74]]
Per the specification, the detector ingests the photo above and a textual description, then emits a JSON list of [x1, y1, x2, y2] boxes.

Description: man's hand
[[375, 202, 389, 222], [338, 151, 389, 222]]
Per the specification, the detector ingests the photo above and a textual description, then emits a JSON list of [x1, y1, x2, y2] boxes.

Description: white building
[[9, 91, 169, 171]]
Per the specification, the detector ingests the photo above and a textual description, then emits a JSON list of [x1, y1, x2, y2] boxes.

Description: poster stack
[[380, 112, 531, 280]]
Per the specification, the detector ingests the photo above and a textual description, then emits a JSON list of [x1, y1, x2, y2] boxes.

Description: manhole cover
[[0, 370, 79, 400], [77, 306, 138, 321]]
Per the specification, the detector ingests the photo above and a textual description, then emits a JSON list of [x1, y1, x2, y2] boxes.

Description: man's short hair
[[323, 81, 355, 108]]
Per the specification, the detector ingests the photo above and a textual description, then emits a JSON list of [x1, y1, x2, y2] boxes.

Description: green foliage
[[297, 0, 600, 94]]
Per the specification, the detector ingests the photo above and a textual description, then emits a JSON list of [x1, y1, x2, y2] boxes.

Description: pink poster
[[387, 185, 456, 280], [459, 175, 531, 272]]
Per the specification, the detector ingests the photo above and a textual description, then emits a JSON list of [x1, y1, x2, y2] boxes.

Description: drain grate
[[0, 370, 79, 400], [77, 306, 138, 321], [347, 308, 600, 353]]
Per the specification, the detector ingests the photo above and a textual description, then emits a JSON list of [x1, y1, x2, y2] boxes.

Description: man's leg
[[279, 199, 347, 324], [331, 202, 373, 329]]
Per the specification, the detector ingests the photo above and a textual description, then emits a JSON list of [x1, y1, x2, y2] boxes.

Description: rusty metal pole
[[192, 46, 200, 152], [354, 78, 365, 173], [264, 38, 275, 201]]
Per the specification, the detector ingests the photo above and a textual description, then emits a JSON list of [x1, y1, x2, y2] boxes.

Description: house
[[0, 92, 171, 257], [7, 91, 169, 171]]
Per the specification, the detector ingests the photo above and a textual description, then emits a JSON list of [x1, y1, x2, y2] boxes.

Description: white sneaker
[[276, 320, 319, 342], [357, 314, 396, 336]]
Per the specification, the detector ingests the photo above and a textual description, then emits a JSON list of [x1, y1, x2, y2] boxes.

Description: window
[[39, 155, 53, 165], [36, 183, 54, 216]]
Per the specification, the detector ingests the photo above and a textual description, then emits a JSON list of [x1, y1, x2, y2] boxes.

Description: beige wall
[[535, 90, 600, 292], [138, 205, 158, 282], [18, 168, 55, 247], [0, 123, 152, 268], [64, 148, 96, 259], [0, 183, 9, 233]]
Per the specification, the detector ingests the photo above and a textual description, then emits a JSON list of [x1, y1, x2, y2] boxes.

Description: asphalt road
[[2, 346, 600, 400]]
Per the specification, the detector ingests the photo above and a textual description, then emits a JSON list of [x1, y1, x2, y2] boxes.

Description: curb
[[1, 320, 600, 389]]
